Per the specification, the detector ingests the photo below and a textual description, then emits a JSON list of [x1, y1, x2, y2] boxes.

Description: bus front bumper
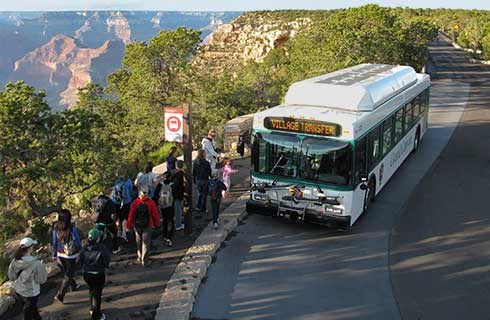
[[246, 200, 351, 229]]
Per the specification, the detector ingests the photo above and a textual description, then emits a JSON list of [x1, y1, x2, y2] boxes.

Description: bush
[[0, 247, 10, 284], [0, 210, 27, 243], [29, 217, 51, 246], [147, 142, 182, 165]]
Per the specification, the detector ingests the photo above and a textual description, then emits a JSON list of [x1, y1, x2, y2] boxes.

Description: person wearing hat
[[126, 186, 160, 266], [8, 237, 48, 320], [79, 228, 111, 320]]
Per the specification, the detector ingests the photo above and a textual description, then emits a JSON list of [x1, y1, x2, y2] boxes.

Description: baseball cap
[[20, 237, 38, 248], [88, 228, 103, 241]]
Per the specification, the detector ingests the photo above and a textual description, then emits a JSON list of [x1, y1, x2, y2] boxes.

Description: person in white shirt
[[201, 129, 220, 175], [135, 162, 158, 199]]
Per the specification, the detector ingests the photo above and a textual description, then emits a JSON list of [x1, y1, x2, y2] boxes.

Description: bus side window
[[382, 117, 393, 156], [394, 108, 404, 143], [355, 137, 367, 184], [368, 126, 381, 170], [413, 96, 420, 120], [404, 103, 413, 131], [420, 90, 427, 114]]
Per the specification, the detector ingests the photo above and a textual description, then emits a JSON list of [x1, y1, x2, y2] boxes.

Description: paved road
[[2, 158, 250, 320], [191, 40, 472, 320], [390, 40, 490, 318]]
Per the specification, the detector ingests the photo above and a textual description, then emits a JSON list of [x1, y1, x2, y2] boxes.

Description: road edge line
[[154, 192, 249, 320]]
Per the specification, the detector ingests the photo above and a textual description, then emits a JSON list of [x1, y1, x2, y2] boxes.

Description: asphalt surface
[[191, 39, 473, 320], [2, 158, 250, 320], [390, 40, 490, 319]]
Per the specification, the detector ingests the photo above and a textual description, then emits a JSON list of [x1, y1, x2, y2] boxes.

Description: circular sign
[[166, 116, 182, 132]]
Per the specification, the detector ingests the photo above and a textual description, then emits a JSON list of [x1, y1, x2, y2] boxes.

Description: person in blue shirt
[[111, 177, 134, 243], [52, 209, 82, 304]]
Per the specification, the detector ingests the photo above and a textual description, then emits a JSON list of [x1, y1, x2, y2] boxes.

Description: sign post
[[182, 103, 193, 235]]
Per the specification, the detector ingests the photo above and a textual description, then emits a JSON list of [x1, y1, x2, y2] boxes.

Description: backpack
[[93, 195, 111, 223], [158, 183, 174, 209], [111, 180, 124, 204], [208, 179, 218, 200], [63, 227, 80, 256], [134, 201, 150, 229], [137, 173, 151, 192]]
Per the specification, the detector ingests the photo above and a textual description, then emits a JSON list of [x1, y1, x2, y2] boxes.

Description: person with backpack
[[8, 237, 48, 320], [208, 175, 227, 229], [193, 149, 212, 215], [135, 162, 157, 199], [154, 171, 174, 247], [93, 187, 119, 254], [111, 176, 133, 243], [52, 209, 82, 304], [126, 186, 160, 266], [172, 160, 186, 231], [79, 228, 111, 320], [166, 146, 178, 175]]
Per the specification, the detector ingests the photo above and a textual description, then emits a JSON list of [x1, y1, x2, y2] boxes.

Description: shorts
[[117, 203, 131, 221]]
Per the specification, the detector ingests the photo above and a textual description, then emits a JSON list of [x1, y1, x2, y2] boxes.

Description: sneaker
[[54, 294, 64, 304], [112, 247, 122, 255], [175, 225, 185, 231], [99, 314, 106, 320], [73, 282, 81, 291], [163, 238, 173, 247], [213, 222, 218, 229]]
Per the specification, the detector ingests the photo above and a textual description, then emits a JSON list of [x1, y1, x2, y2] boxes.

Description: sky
[[0, 0, 488, 11]]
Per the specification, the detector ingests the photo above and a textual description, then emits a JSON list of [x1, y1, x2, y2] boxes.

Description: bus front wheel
[[363, 177, 376, 214], [413, 127, 420, 153]]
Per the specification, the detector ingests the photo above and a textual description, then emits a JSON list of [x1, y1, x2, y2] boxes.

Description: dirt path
[[2, 158, 250, 320]]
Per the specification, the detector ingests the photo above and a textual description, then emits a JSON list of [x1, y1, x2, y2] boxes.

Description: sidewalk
[[2, 157, 250, 320]]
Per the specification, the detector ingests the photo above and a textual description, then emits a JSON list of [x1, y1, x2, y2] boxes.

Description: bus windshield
[[254, 132, 300, 178], [252, 132, 353, 185], [299, 137, 352, 185]]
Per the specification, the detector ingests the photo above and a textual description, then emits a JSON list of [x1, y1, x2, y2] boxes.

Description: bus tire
[[413, 127, 420, 153], [362, 177, 376, 214]]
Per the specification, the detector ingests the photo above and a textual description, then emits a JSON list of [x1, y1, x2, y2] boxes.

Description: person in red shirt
[[126, 186, 160, 266]]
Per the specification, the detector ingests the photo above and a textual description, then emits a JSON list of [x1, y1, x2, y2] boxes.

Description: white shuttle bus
[[247, 64, 430, 229]]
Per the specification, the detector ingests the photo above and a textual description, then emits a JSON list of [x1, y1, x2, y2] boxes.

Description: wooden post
[[182, 103, 193, 235]]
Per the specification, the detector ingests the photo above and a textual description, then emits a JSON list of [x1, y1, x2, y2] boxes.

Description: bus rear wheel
[[363, 178, 376, 214]]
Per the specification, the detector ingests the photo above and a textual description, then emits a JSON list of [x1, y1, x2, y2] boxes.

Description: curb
[[154, 193, 249, 320], [446, 38, 490, 65]]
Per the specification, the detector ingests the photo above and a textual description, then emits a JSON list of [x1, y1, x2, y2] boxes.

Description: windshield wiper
[[269, 153, 284, 176]]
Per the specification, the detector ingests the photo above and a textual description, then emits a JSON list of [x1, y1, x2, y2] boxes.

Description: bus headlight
[[253, 193, 270, 203], [324, 205, 343, 215]]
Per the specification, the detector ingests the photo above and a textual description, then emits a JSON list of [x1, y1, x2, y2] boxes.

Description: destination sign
[[264, 117, 341, 136]]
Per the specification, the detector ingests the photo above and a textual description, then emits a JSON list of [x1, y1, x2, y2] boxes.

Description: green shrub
[[29, 217, 51, 246], [0, 210, 27, 243], [147, 143, 182, 165], [0, 248, 10, 284]]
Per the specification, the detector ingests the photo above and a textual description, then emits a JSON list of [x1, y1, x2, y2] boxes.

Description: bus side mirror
[[360, 174, 368, 183]]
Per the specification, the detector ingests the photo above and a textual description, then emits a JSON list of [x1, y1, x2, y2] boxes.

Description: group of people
[[8, 209, 111, 320], [6, 128, 240, 320]]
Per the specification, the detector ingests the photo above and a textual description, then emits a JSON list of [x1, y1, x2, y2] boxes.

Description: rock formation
[[12, 35, 123, 109], [197, 13, 312, 74]]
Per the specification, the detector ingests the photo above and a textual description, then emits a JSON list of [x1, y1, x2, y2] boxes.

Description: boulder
[[0, 294, 15, 316], [0, 281, 15, 296], [45, 262, 62, 278]]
